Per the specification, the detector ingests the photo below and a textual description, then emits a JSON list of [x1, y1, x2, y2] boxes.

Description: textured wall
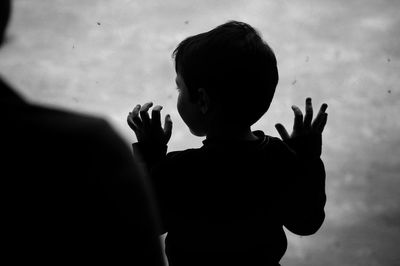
[[1, 0, 399, 265]]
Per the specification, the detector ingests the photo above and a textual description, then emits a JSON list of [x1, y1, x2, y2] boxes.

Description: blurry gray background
[[1, 0, 399, 265]]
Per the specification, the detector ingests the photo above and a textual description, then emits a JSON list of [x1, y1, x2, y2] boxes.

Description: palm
[[275, 98, 328, 157], [127, 102, 173, 146]]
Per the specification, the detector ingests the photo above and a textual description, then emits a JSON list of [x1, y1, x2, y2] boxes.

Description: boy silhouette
[[2, 1, 164, 265], [128, 21, 328, 266]]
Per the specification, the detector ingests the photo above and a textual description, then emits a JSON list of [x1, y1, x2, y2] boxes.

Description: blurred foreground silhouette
[[2, 1, 164, 264]]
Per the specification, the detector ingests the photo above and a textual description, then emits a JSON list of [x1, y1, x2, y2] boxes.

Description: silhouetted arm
[[127, 102, 174, 235], [279, 146, 326, 235], [275, 98, 328, 235]]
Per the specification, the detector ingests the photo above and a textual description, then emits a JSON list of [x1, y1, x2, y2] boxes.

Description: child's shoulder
[[165, 147, 201, 161], [256, 131, 295, 159], [266, 138, 298, 168], [160, 148, 205, 174], [164, 131, 294, 164], [254, 130, 288, 150]]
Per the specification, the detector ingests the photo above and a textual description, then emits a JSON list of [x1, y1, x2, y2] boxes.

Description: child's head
[[173, 21, 278, 135]]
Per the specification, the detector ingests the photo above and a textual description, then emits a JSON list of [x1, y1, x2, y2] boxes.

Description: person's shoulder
[[253, 130, 285, 150], [261, 133, 295, 158], [36, 103, 122, 139], [32, 103, 110, 132], [31, 103, 130, 159], [3, 96, 112, 141], [166, 147, 200, 161], [264, 134, 286, 148], [158, 147, 205, 173]]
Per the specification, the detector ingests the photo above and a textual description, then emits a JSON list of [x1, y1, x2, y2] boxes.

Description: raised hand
[[127, 102, 173, 146], [275, 98, 328, 158]]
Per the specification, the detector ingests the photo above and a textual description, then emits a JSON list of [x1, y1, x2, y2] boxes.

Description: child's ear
[[197, 88, 210, 115]]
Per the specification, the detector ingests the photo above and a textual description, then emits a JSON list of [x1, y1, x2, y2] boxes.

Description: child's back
[[150, 132, 325, 266], [128, 21, 328, 266]]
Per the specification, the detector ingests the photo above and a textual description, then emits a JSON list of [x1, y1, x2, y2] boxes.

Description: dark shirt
[[134, 131, 326, 266], [2, 78, 164, 265]]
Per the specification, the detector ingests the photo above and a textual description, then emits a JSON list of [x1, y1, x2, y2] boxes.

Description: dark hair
[[0, 0, 11, 46], [173, 20, 279, 127]]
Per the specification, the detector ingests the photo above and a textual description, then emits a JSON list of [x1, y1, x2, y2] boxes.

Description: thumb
[[275, 123, 290, 141]]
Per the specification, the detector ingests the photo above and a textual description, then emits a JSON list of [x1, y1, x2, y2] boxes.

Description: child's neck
[[206, 126, 258, 141]]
